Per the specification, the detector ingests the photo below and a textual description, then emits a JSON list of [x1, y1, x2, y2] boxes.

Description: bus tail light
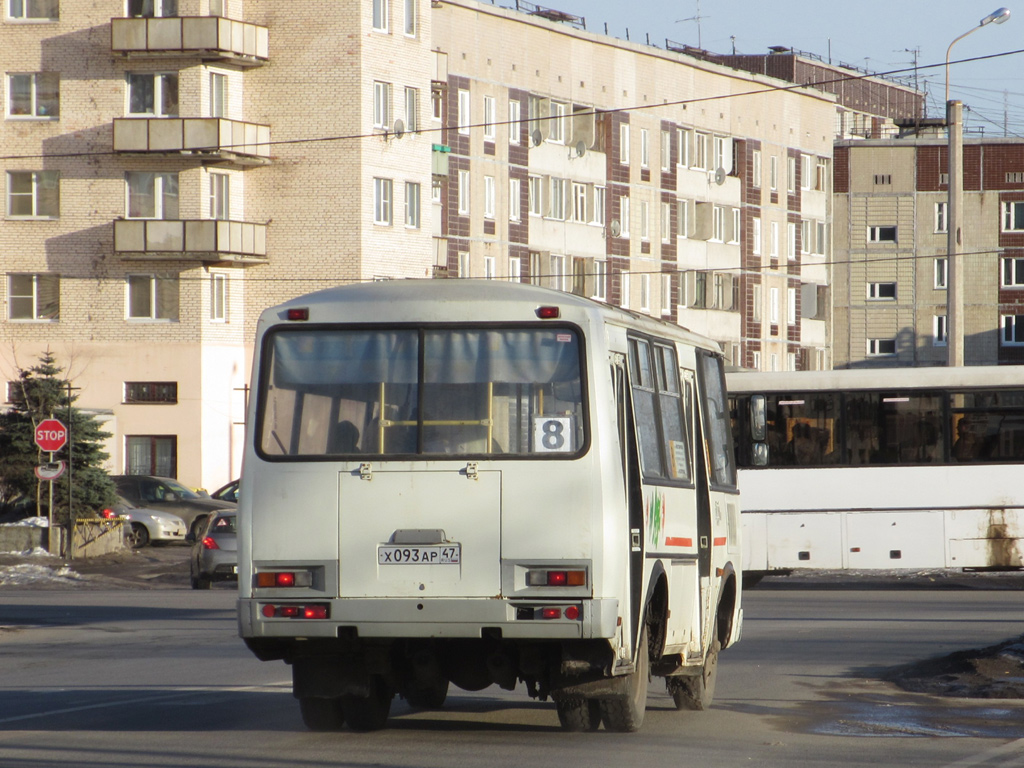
[[286, 308, 309, 321], [256, 570, 314, 588], [261, 603, 329, 619], [536, 306, 560, 319], [526, 569, 587, 587], [516, 604, 583, 621]]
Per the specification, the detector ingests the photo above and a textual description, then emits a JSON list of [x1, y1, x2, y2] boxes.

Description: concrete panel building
[[2, 0, 838, 492]]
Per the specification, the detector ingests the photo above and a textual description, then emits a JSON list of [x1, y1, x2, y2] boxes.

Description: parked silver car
[[112, 475, 235, 539], [190, 512, 238, 589], [101, 496, 187, 548]]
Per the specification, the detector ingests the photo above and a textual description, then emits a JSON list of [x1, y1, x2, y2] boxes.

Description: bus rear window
[[257, 327, 585, 459]]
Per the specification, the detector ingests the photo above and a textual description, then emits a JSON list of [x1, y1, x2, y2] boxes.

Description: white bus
[[728, 366, 1024, 580], [237, 280, 745, 733]]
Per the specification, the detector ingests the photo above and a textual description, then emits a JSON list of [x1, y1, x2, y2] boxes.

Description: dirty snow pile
[[0, 561, 83, 586]]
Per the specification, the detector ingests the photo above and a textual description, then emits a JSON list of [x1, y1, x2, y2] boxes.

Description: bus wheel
[[555, 697, 601, 732], [299, 697, 345, 731], [599, 625, 649, 732], [342, 677, 393, 731], [402, 679, 449, 709], [669, 633, 720, 711]]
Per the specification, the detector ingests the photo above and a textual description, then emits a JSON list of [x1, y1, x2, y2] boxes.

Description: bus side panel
[[845, 511, 946, 569], [764, 512, 844, 570], [947, 508, 1024, 568]]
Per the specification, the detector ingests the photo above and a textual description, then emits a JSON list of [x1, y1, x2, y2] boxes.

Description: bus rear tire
[[299, 697, 345, 731], [555, 697, 602, 732], [669, 633, 720, 711], [342, 677, 393, 731], [402, 679, 449, 709], [599, 626, 649, 732]]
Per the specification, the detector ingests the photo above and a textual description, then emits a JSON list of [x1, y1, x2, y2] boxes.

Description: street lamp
[[945, 7, 1009, 367]]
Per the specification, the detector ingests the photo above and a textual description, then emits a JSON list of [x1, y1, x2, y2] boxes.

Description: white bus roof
[[727, 365, 1024, 393], [260, 280, 722, 352]]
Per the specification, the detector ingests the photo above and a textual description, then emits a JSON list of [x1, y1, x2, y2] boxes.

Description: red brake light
[[287, 308, 309, 321], [101, 509, 116, 519], [548, 571, 568, 586], [275, 572, 295, 587], [202, 536, 219, 550], [536, 306, 560, 319], [541, 607, 562, 619]]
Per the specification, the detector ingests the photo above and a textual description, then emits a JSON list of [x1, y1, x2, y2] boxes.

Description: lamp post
[[945, 7, 1009, 367]]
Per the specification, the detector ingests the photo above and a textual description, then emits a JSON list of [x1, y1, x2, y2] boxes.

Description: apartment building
[[833, 133, 1024, 367], [2, 0, 835, 492]]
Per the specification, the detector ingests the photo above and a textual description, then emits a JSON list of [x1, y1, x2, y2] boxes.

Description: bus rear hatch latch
[[360, 463, 373, 481], [465, 462, 479, 481]]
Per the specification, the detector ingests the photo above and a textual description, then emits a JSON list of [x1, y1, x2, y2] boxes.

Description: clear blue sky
[[540, 0, 1024, 135]]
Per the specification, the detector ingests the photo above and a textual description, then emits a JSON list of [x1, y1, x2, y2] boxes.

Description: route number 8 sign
[[533, 416, 573, 453]]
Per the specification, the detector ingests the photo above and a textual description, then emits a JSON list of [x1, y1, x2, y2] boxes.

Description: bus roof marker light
[[536, 306, 560, 319], [287, 308, 309, 321]]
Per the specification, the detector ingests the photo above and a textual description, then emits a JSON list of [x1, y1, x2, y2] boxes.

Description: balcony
[[111, 16, 269, 66], [114, 219, 268, 265], [113, 118, 271, 165]]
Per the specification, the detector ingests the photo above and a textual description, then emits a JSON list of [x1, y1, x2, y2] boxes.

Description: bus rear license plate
[[378, 545, 461, 565]]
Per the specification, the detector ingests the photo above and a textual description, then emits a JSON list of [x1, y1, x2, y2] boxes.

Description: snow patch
[[0, 562, 82, 586]]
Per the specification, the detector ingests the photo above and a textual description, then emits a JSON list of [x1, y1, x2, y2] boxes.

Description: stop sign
[[35, 418, 68, 453]]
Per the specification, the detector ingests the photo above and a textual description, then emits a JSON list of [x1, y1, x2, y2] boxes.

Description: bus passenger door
[[614, 357, 645, 662]]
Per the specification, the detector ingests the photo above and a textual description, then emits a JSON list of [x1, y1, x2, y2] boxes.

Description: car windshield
[[161, 479, 201, 499]]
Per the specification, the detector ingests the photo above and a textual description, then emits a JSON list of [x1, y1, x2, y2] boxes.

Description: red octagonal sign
[[35, 418, 68, 453]]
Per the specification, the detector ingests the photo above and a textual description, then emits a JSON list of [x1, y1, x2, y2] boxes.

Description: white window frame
[[677, 199, 689, 239], [801, 154, 813, 190], [620, 270, 630, 308], [404, 87, 418, 133], [572, 182, 587, 223], [6, 170, 59, 218], [640, 128, 649, 168], [127, 72, 178, 117], [549, 254, 566, 292], [483, 175, 495, 219], [210, 273, 227, 322], [405, 181, 420, 228], [787, 155, 796, 194], [483, 96, 496, 141], [372, 0, 388, 31], [619, 123, 629, 164], [770, 155, 778, 191], [6, 72, 58, 119], [678, 127, 691, 168], [509, 177, 521, 222], [752, 216, 761, 254], [787, 286, 797, 325], [694, 132, 709, 170], [403, 0, 416, 36], [592, 186, 606, 226], [933, 314, 947, 347], [431, 87, 443, 122], [457, 170, 470, 215], [209, 172, 229, 220], [528, 175, 542, 216], [373, 177, 393, 225], [593, 259, 607, 301], [508, 99, 521, 144], [549, 101, 566, 144], [934, 257, 948, 289], [769, 221, 779, 259], [1002, 315, 1024, 346], [661, 201, 671, 242], [548, 177, 567, 221], [868, 226, 897, 243], [373, 81, 391, 130], [752, 149, 762, 188], [713, 135, 727, 171], [730, 208, 741, 245], [769, 287, 779, 324], [639, 273, 650, 312], [126, 274, 178, 321], [458, 252, 470, 278], [209, 71, 228, 118], [1002, 256, 1024, 287], [639, 200, 650, 241], [484, 255, 496, 280], [7, 273, 58, 321], [867, 281, 897, 300], [508, 256, 521, 282], [867, 338, 897, 356], [1003, 201, 1024, 232], [660, 130, 671, 171], [457, 89, 470, 136], [787, 222, 797, 260], [620, 195, 630, 238], [7, 0, 58, 21], [126, 171, 179, 220], [935, 202, 948, 233], [712, 205, 725, 242], [661, 272, 672, 315]]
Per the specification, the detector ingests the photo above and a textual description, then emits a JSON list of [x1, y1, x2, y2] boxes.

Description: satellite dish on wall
[[610, 219, 621, 237], [531, 128, 543, 147], [714, 166, 727, 185], [393, 119, 405, 139], [575, 140, 586, 158]]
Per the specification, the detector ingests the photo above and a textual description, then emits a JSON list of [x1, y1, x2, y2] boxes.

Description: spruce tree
[[0, 350, 118, 521]]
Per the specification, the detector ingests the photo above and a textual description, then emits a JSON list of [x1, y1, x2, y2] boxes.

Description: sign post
[[34, 418, 67, 555]]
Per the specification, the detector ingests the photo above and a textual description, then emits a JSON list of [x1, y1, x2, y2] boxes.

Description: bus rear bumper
[[238, 597, 619, 642]]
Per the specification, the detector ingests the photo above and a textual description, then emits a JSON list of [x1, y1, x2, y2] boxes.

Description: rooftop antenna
[[676, 0, 709, 49], [897, 46, 921, 93]]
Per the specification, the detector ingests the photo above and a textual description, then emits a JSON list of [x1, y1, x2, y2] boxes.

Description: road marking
[[0, 681, 291, 725]]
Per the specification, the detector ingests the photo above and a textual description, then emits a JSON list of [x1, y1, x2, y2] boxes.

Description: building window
[[431, 178, 441, 203], [933, 315, 947, 347], [405, 181, 420, 228], [373, 177, 393, 225], [210, 273, 227, 321], [549, 177, 568, 221], [404, 87, 418, 132], [431, 87, 443, 122], [373, 81, 391, 129], [403, 0, 415, 35], [752, 216, 761, 254], [620, 270, 630, 308], [1003, 201, 1024, 232], [1003, 315, 1024, 345], [868, 226, 897, 243], [7, 170, 59, 218], [483, 175, 495, 219], [128, 0, 176, 16], [640, 128, 649, 168], [483, 255, 496, 280], [7, 273, 58, 321], [125, 435, 177, 477], [935, 202, 948, 233], [639, 200, 650, 241], [124, 382, 178, 404], [661, 273, 672, 315], [508, 99, 521, 144], [549, 101, 566, 144], [712, 205, 725, 242], [788, 286, 797, 325], [867, 338, 897, 356], [458, 252, 470, 278], [508, 256, 521, 282], [769, 287, 779, 324], [592, 186, 606, 226], [677, 199, 689, 238], [730, 208, 741, 244], [209, 172, 229, 220], [6, 72, 58, 118], [770, 155, 778, 191], [457, 170, 469, 215], [620, 195, 630, 237], [934, 257, 948, 289], [678, 127, 691, 167], [752, 149, 762, 188], [572, 182, 587, 223], [660, 130, 671, 171], [550, 254, 566, 292], [694, 132, 709, 170], [816, 221, 827, 255], [787, 222, 797, 260], [639, 273, 650, 312], [1002, 256, 1024, 287], [483, 96, 496, 141], [867, 282, 897, 300], [126, 171, 179, 219], [209, 72, 227, 118], [127, 72, 178, 117], [752, 284, 762, 322], [372, 0, 388, 31], [528, 176, 542, 216], [816, 157, 828, 191], [770, 221, 779, 259], [457, 89, 470, 135], [127, 275, 178, 321], [661, 201, 671, 242], [8, 0, 58, 19], [619, 123, 629, 164], [509, 178, 521, 222], [787, 155, 796, 194], [594, 259, 607, 301], [713, 135, 728, 172]]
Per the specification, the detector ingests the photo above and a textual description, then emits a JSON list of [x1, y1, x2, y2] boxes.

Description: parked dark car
[[112, 475, 234, 539], [190, 512, 238, 589], [210, 479, 239, 504]]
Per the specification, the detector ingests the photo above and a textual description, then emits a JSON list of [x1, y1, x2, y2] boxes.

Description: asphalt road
[[0, 547, 1022, 768]]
